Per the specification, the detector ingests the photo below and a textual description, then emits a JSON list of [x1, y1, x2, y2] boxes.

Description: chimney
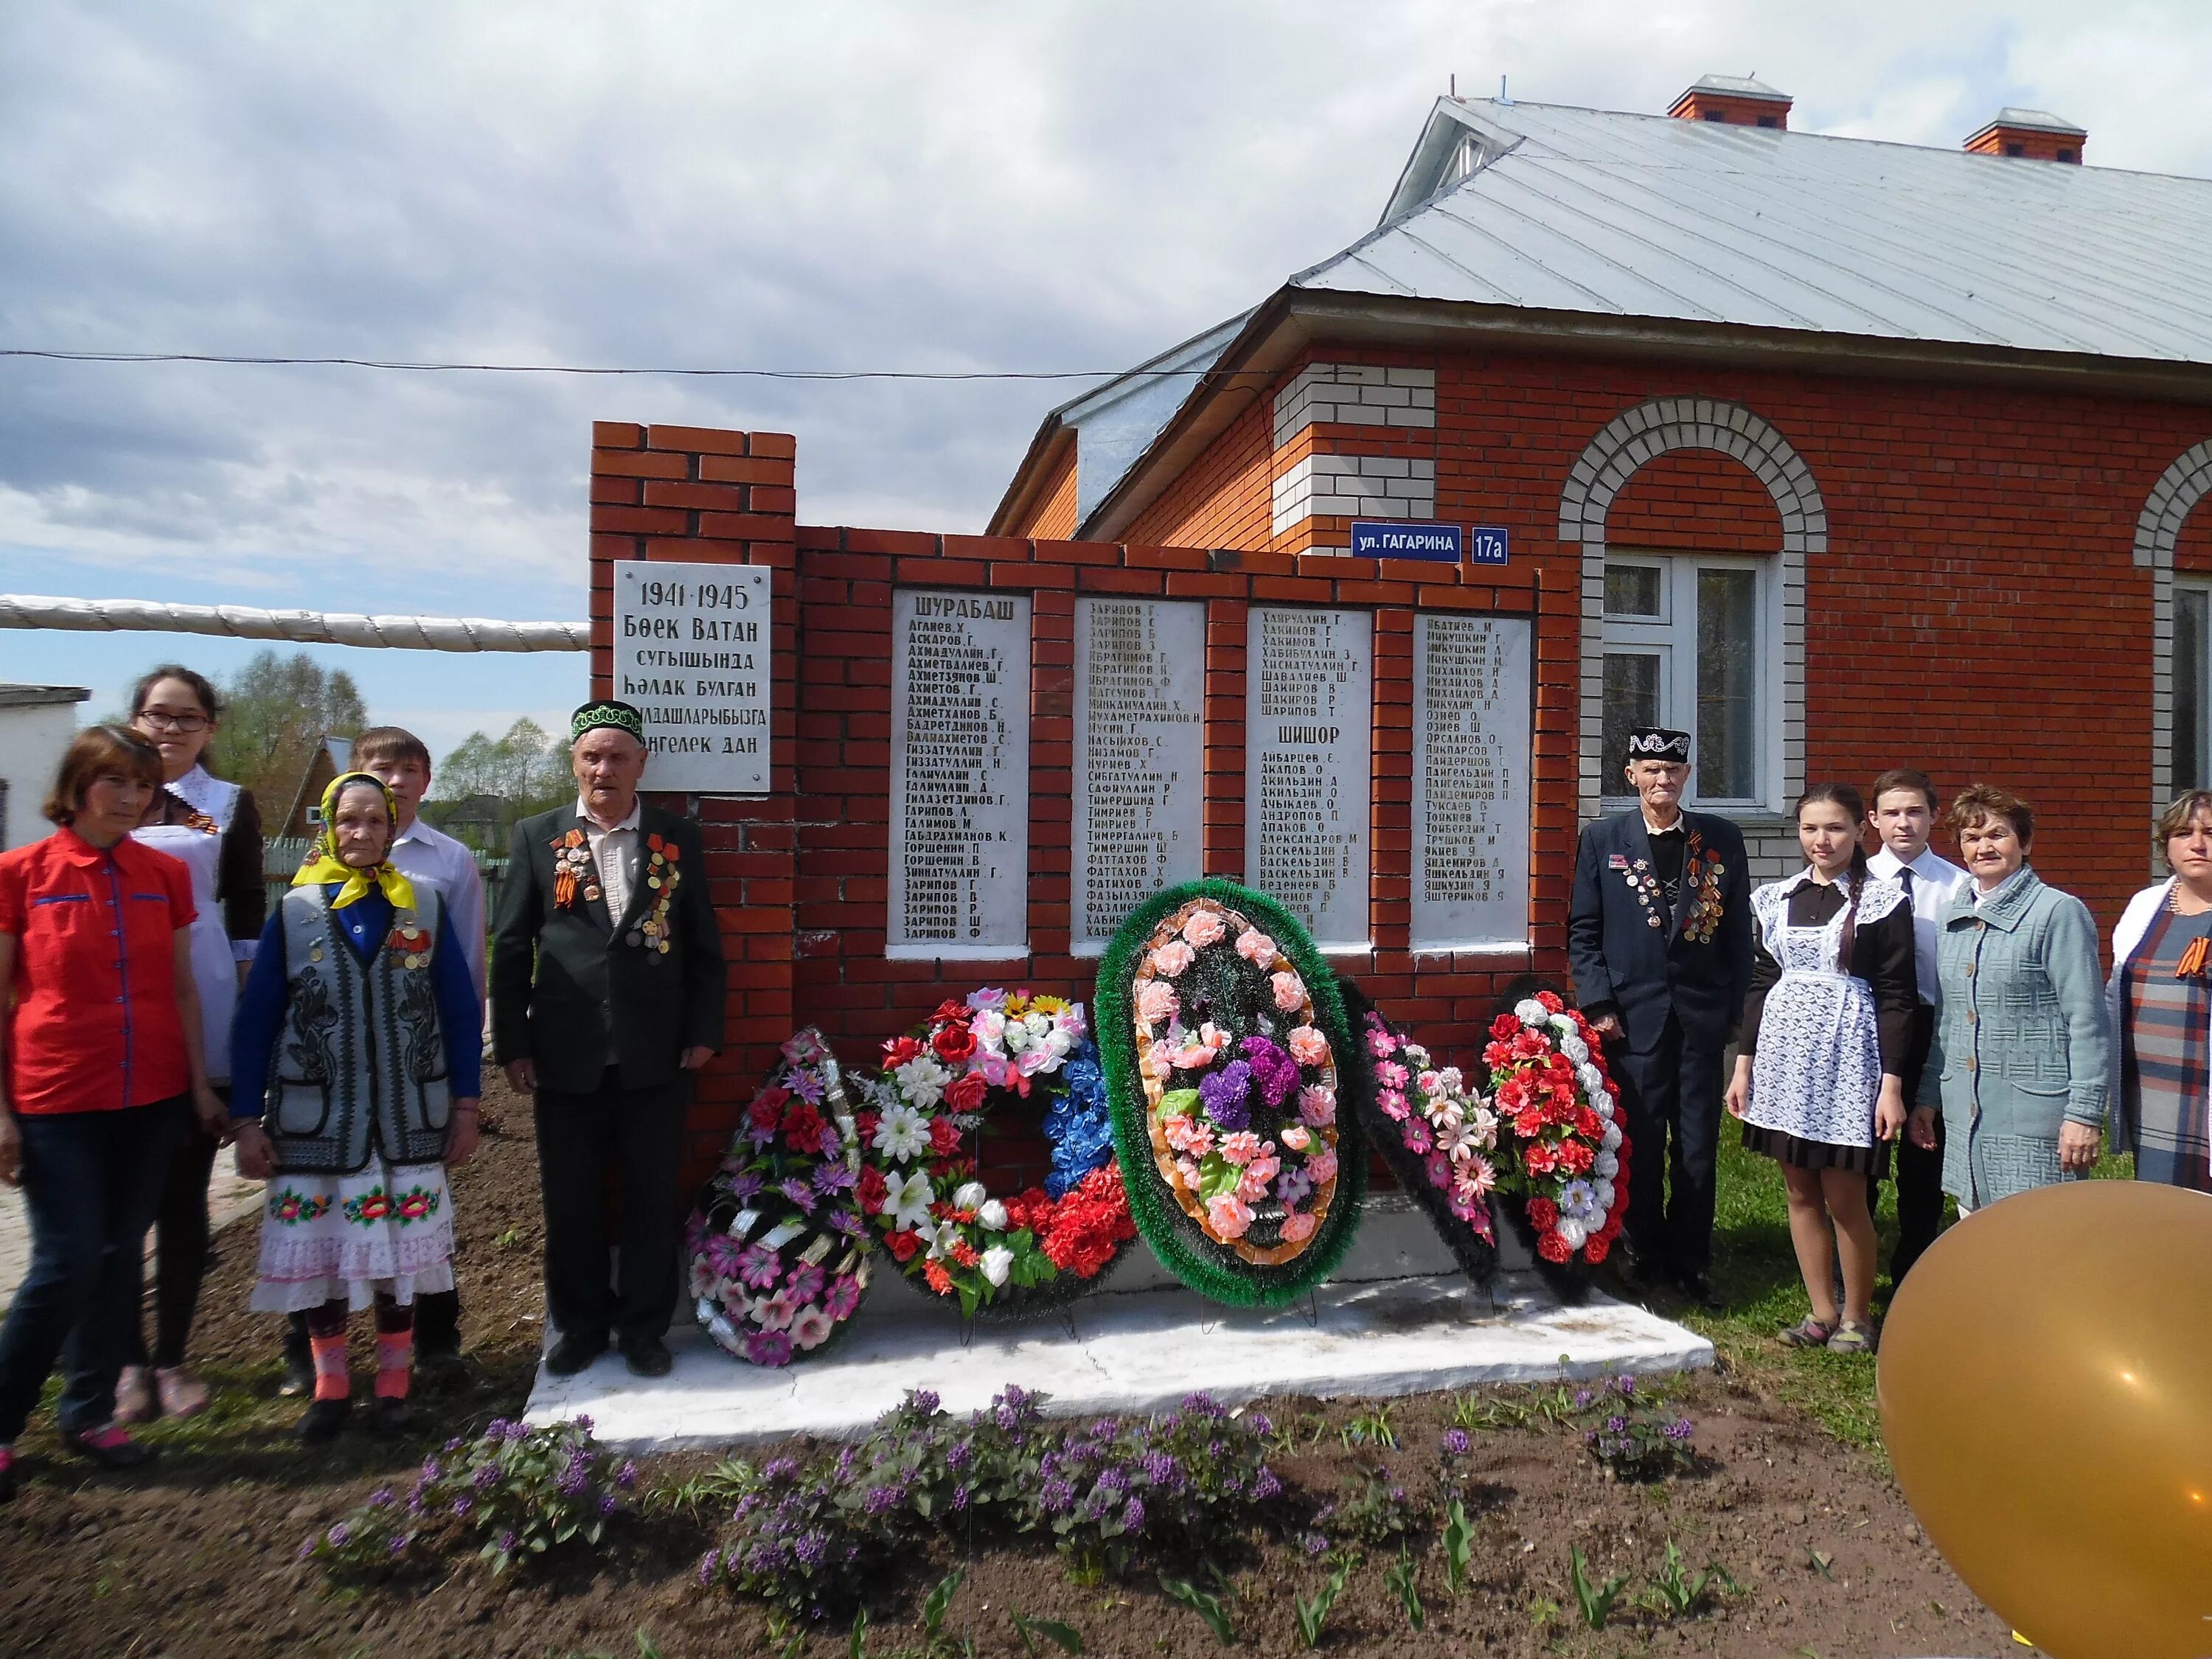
[[1964, 108, 2086, 164], [1668, 74, 1791, 130]]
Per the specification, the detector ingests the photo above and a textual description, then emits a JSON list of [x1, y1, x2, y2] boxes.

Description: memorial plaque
[[1072, 597, 1206, 953], [1245, 607, 1372, 950], [888, 589, 1032, 958], [613, 560, 772, 793], [1411, 613, 1533, 950]]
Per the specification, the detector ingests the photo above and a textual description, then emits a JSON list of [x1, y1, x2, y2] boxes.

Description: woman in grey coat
[[1912, 785, 2110, 1209]]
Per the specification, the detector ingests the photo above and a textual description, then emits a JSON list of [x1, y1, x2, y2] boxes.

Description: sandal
[[1778, 1315, 1837, 1349], [1827, 1321, 1879, 1354]]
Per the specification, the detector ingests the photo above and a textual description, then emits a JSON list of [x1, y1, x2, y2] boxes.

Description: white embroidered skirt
[[249, 1158, 456, 1313]]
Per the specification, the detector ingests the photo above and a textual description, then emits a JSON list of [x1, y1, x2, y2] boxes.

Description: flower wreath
[[855, 990, 1136, 1318], [1096, 879, 1368, 1308], [1346, 993, 1500, 1284], [1483, 991, 1631, 1294], [685, 1029, 872, 1365]]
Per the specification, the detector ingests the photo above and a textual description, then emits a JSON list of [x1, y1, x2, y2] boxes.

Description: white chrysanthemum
[[1593, 1150, 1619, 1180], [1558, 1034, 1590, 1065], [978, 1198, 1009, 1231], [953, 1180, 988, 1211], [1549, 1013, 1577, 1037], [1436, 1065, 1464, 1093], [1555, 1216, 1589, 1251], [1593, 1178, 1615, 1212], [981, 1246, 1014, 1287], [1405, 1043, 1433, 1069], [881, 1168, 936, 1231], [1576, 1062, 1607, 1098], [1592, 1095, 1615, 1124], [873, 1102, 931, 1162], [893, 1055, 950, 1109], [1601, 1122, 1623, 1152], [1514, 998, 1548, 1026]]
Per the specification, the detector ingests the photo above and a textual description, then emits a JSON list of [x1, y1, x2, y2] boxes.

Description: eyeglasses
[[137, 712, 209, 732]]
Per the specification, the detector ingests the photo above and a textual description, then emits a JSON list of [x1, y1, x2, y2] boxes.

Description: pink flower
[[1204, 1193, 1253, 1239], [1270, 971, 1306, 1012], [1454, 1157, 1496, 1201], [1234, 928, 1276, 964], [1287, 1026, 1330, 1068], [1218, 1130, 1262, 1166], [1376, 1060, 1408, 1088], [1367, 1026, 1398, 1058], [1244, 1152, 1281, 1187], [1298, 1085, 1337, 1127], [1404, 1120, 1432, 1155], [1165, 1116, 1215, 1158], [1417, 1071, 1442, 1094], [754, 1292, 800, 1331], [1149, 1045, 1180, 1080], [1135, 980, 1180, 1026], [789, 1307, 835, 1351], [1280, 1124, 1312, 1152], [1307, 1148, 1340, 1185], [1199, 1021, 1231, 1051], [1169, 1041, 1220, 1071], [1380, 1090, 1411, 1122], [824, 1274, 863, 1319], [1235, 1164, 1272, 1202], [1279, 1211, 1318, 1244], [1175, 1157, 1203, 1191], [1150, 941, 1196, 978], [1182, 908, 1228, 948], [1424, 1151, 1453, 1191]]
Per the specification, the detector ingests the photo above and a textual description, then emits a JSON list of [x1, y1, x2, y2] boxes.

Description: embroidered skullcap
[[1625, 727, 1691, 764], [570, 699, 645, 745]]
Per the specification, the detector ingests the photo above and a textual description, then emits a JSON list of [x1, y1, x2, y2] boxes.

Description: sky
[[5, 0, 2212, 763]]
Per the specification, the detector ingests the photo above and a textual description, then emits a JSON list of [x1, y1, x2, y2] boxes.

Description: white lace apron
[[1743, 877, 1902, 1150]]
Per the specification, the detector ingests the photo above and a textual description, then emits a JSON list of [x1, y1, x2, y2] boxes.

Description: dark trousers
[[128, 1099, 220, 1368], [285, 1287, 459, 1369], [0, 1098, 179, 1440], [535, 1070, 687, 1349], [1610, 1018, 1724, 1275], [1868, 1004, 1947, 1284]]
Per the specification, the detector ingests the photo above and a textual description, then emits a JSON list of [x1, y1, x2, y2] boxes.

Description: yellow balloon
[[1879, 1180, 2212, 1659]]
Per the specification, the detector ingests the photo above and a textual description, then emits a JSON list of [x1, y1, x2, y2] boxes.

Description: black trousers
[[1868, 1003, 1947, 1284], [534, 1070, 688, 1349], [1609, 1017, 1725, 1275], [130, 1098, 220, 1368]]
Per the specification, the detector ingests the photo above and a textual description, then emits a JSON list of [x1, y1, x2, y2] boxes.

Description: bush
[[1570, 1374, 1696, 1481]]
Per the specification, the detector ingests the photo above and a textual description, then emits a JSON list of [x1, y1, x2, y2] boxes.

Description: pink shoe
[[114, 1366, 157, 1424], [155, 1367, 210, 1419], [62, 1423, 157, 1470]]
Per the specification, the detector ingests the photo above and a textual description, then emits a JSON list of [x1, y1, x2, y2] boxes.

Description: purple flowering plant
[[1572, 1373, 1697, 1481]]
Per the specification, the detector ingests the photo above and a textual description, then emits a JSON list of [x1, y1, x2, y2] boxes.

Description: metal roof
[[1307, 97, 2212, 368], [1678, 74, 1790, 103], [0, 683, 90, 710], [1981, 106, 2087, 137]]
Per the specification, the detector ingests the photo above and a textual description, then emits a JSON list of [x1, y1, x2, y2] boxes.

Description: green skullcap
[[570, 699, 645, 745]]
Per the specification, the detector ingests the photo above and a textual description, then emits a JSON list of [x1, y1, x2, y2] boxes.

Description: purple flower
[[912, 1389, 942, 1416], [387, 1533, 410, 1557], [813, 1161, 855, 1194], [297, 1540, 314, 1561], [368, 1487, 394, 1508], [1572, 1389, 1594, 1411], [615, 1459, 638, 1489], [765, 1457, 801, 1481], [419, 1456, 442, 1482], [473, 1465, 499, 1491], [1239, 1036, 1299, 1109], [327, 1523, 351, 1547], [1123, 1496, 1146, 1531], [1090, 1417, 1121, 1439], [599, 1494, 619, 1516], [785, 1262, 828, 1305], [824, 1273, 863, 1318], [863, 1486, 899, 1516], [572, 1415, 592, 1435], [950, 1484, 971, 1512], [946, 1441, 973, 1472], [1276, 1167, 1313, 1207], [442, 1437, 464, 1453], [1040, 1478, 1075, 1514], [779, 1177, 818, 1214], [1606, 1415, 1628, 1434], [1441, 1428, 1471, 1456], [728, 1172, 765, 1203], [557, 1465, 589, 1497], [1248, 1413, 1273, 1437], [1253, 1467, 1283, 1500], [746, 1329, 793, 1367], [1142, 1450, 1183, 1489], [452, 1495, 475, 1519], [1304, 1533, 1329, 1557], [787, 1068, 826, 1105], [499, 1531, 520, 1554], [1182, 1391, 1226, 1419], [698, 1548, 720, 1585], [1098, 1467, 1129, 1495], [1199, 1061, 1253, 1130], [486, 1418, 511, 1439], [1615, 1374, 1636, 1397], [1665, 1419, 1695, 1442]]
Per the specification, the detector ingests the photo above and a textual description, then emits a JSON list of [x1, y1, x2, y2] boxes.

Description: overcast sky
[[5, 0, 2210, 759]]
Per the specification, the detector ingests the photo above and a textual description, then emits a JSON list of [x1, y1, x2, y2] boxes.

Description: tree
[[423, 717, 572, 850], [205, 650, 369, 806]]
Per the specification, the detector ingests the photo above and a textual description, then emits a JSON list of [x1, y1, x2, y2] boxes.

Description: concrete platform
[[523, 1203, 1713, 1450]]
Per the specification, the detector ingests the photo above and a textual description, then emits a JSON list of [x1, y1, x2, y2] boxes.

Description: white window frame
[[1599, 550, 1782, 815], [2175, 577, 2212, 793]]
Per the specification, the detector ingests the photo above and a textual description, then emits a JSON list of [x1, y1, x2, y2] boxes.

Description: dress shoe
[[545, 1334, 608, 1377], [1674, 1267, 1727, 1311], [621, 1337, 673, 1378], [63, 1424, 158, 1470], [369, 1396, 416, 1436], [417, 1346, 471, 1390], [297, 1397, 352, 1446], [1613, 1249, 1660, 1295]]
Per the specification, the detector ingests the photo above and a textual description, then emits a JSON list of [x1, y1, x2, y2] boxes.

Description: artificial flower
[[1279, 1211, 1318, 1244], [978, 1198, 1009, 1231], [789, 1307, 835, 1351], [891, 1056, 950, 1110], [882, 1168, 936, 1231], [1234, 927, 1276, 964], [1181, 908, 1226, 947], [1150, 941, 1197, 978], [1269, 970, 1306, 1012], [1298, 1085, 1337, 1127], [1286, 1025, 1330, 1068], [980, 1246, 1014, 1287], [873, 1102, 933, 1162], [1204, 1192, 1253, 1239], [1135, 979, 1180, 1026]]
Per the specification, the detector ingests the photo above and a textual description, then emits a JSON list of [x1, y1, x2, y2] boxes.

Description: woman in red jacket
[[0, 726, 227, 1500]]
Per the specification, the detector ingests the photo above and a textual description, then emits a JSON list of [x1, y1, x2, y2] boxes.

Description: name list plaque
[[1411, 613, 1533, 951], [888, 589, 1032, 958], [1071, 597, 1206, 953], [612, 560, 773, 793], [1245, 606, 1372, 950]]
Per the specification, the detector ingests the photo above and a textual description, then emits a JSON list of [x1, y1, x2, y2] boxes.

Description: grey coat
[[1928, 867, 2111, 1208]]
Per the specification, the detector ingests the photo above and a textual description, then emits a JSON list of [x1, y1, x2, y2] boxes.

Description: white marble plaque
[[613, 561, 773, 793], [1072, 597, 1206, 953], [888, 589, 1032, 957], [1245, 607, 1372, 950], [1412, 614, 1533, 951]]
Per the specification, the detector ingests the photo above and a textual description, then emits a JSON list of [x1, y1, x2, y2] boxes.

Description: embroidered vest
[[267, 884, 451, 1175]]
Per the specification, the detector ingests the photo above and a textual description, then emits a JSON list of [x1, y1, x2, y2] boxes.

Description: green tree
[[204, 650, 368, 805], [424, 717, 571, 850]]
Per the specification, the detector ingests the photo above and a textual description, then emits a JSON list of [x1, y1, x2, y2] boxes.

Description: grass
[[1680, 1118, 2134, 1452]]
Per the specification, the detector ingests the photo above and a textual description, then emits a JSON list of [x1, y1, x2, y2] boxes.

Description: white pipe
[[0, 594, 587, 653]]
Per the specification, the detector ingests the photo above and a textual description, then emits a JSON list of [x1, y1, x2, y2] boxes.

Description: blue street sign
[[1467, 526, 1510, 566], [1350, 521, 1462, 562]]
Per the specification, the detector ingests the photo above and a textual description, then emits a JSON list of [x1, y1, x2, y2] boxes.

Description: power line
[[0, 348, 1273, 382]]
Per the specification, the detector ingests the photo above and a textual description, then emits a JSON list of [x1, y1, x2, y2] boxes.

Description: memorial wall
[[585, 422, 1578, 1189]]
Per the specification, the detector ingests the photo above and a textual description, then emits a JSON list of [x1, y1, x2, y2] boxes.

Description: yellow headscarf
[[291, 771, 417, 911]]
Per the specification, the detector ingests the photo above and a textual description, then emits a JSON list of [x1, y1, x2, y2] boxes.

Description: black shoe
[[545, 1333, 608, 1377], [621, 1337, 673, 1378], [297, 1397, 352, 1446], [1614, 1249, 1660, 1295], [63, 1425, 158, 1470], [278, 1350, 316, 1399], [417, 1346, 470, 1390], [369, 1396, 415, 1436], [1674, 1267, 1727, 1312]]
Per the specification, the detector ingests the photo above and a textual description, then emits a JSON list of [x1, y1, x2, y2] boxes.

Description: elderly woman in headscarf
[[229, 773, 481, 1444]]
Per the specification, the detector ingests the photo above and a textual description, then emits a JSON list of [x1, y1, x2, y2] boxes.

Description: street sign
[[1349, 521, 1461, 562]]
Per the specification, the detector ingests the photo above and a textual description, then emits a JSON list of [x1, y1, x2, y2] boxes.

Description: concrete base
[[524, 1211, 1711, 1450]]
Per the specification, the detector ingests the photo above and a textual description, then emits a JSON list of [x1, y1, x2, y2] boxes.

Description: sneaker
[[1778, 1315, 1837, 1349], [155, 1367, 210, 1419], [369, 1396, 415, 1436], [297, 1397, 352, 1446], [62, 1423, 157, 1470], [1827, 1320, 1879, 1354], [115, 1366, 157, 1424]]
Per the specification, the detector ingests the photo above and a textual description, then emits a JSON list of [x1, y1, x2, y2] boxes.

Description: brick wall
[[588, 425, 1580, 1191], [1004, 442, 1078, 540]]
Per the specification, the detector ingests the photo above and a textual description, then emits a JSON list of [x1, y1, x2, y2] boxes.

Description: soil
[[0, 1077, 2020, 1658]]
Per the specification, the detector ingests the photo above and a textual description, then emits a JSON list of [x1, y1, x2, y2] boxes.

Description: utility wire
[[0, 348, 1272, 382]]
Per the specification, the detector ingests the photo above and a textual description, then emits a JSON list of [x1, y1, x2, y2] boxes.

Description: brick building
[[992, 79, 2212, 923]]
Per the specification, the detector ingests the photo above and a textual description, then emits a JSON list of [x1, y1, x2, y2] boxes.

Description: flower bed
[[1096, 880, 1368, 1307], [1482, 992, 1630, 1296]]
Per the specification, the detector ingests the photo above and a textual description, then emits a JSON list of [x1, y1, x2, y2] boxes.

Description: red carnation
[[747, 1096, 783, 1133], [781, 1102, 826, 1153], [856, 1164, 887, 1215], [1482, 1041, 1513, 1070], [1583, 1234, 1612, 1265], [884, 1035, 922, 1067], [1512, 1031, 1549, 1061], [1525, 1196, 1559, 1231], [1536, 1231, 1573, 1264], [932, 1023, 978, 1063], [1555, 1139, 1594, 1175], [1575, 1106, 1604, 1140], [1536, 990, 1564, 1012], [1489, 1014, 1520, 1040], [855, 1111, 880, 1143], [885, 1228, 921, 1262], [928, 1116, 964, 1156], [945, 1072, 988, 1114]]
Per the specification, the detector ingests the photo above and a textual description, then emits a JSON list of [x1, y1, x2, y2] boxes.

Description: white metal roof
[[1315, 97, 2212, 368]]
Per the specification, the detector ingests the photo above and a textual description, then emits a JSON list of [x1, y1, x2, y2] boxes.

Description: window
[[2176, 581, 2211, 790], [1756, 115, 1778, 129], [1601, 554, 1773, 809], [1703, 109, 1727, 122]]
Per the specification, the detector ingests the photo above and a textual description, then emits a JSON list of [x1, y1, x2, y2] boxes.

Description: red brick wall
[[1004, 442, 1078, 540], [1124, 398, 1276, 550], [588, 425, 1580, 1191]]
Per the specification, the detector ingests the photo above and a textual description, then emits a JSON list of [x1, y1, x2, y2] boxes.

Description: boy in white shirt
[[1863, 768, 1969, 1287]]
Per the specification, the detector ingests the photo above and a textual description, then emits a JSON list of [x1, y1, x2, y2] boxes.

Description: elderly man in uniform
[[1567, 727, 1753, 1309], [493, 700, 726, 1377]]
